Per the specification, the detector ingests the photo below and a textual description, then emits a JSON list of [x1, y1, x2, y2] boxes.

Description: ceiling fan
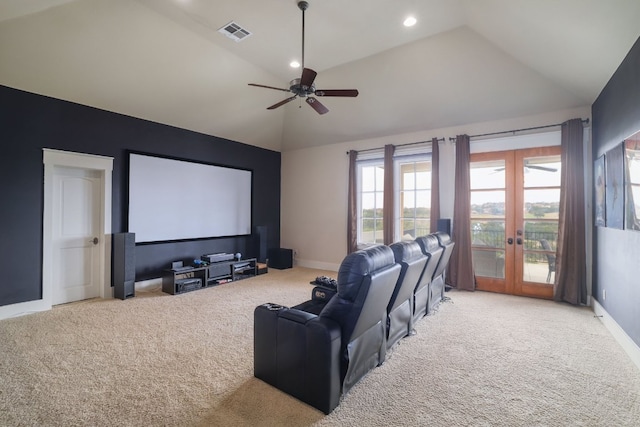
[[248, 1, 359, 115]]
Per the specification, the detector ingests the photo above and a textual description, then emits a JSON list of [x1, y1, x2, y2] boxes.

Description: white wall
[[281, 106, 591, 271]]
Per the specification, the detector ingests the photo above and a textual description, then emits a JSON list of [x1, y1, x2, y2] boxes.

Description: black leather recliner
[[387, 240, 428, 351], [430, 232, 455, 312], [414, 234, 444, 320], [254, 245, 401, 414]]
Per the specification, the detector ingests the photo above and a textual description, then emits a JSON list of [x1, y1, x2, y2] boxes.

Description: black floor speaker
[[267, 248, 293, 270], [437, 218, 452, 236], [113, 232, 135, 300], [253, 225, 268, 263]]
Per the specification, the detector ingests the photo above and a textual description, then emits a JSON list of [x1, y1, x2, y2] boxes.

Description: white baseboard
[[0, 279, 163, 320], [0, 298, 51, 320], [592, 299, 640, 372], [295, 258, 340, 272]]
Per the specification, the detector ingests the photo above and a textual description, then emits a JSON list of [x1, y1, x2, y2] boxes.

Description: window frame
[[393, 153, 432, 241], [356, 157, 385, 246]]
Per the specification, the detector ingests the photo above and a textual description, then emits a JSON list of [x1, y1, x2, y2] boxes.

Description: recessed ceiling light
[[290, 61, 301, 68], [403, 16, 417, 27]]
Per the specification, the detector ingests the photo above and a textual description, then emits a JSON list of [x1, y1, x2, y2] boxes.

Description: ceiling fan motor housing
[[289, 78, 314, 97]]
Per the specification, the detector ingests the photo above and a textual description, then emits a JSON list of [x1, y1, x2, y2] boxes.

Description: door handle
[[92, 237, 99, 245], [507, 237, 514, 245], [516, 237, 523, 245]]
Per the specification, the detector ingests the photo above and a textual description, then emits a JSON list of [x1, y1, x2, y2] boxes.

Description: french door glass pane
[[523, 222, 556, 284], [471, 220, 505, 249], [523, 157, 561, 187], [524, 189, 560, 219], [471, 159, 506, 279], [471, 191, 506, 217], [522, 154, 560, 284], [470, 161, 505, 190], [472, 249, 505, 278]]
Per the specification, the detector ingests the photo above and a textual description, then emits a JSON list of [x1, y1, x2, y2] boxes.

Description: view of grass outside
[[358, 157, 432, 244]]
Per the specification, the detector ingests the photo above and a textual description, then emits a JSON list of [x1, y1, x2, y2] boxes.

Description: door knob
[[516, 237, 523, 245], [92, 237, 99, 245], [507, 237, 514, 245]]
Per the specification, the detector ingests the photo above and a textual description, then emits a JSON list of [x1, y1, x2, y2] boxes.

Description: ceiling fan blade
[[248, 83, 291, 93], [267, 95, 297, 110], [315, 89, 359, 97], [306, 97, 328, 115], [300, 68, 317, 89]]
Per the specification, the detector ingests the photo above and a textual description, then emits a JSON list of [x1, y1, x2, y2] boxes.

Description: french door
[[470, 146, 561, 299]]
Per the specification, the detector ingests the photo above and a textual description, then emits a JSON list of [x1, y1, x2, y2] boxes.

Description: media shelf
[[162, 258, 257, 295]]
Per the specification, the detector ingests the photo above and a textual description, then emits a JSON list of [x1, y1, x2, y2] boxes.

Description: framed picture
[[605, 143, 624, 229], [624, 129, 640, 230], [594, 155, 606, 227]]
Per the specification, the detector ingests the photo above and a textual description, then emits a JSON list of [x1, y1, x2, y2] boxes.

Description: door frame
[[470, 131, 562, 298], [43, 149, 114, 307]]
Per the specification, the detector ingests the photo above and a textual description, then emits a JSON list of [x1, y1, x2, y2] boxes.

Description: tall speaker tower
[[113, 232, 135, 300]]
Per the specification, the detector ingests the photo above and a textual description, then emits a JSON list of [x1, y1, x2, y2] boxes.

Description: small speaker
[[113, 232, 135, 300], [437, 218, 452, 236], [267, 248, 293, 270], [253, 225, 268, 263]]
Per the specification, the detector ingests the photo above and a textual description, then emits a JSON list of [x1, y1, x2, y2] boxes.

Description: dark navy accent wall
[[0, 85, 281, 306], [592, 36, 640, 347]]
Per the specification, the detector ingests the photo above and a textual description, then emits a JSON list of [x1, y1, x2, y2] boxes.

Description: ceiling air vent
[[218, 21, 252, 42]]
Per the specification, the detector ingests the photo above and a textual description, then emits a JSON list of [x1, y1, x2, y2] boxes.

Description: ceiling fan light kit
[[248, 0, 359, 115]]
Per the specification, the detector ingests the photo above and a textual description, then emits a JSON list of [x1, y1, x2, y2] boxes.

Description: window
[[356, 152, 432, 245], [396, 155, 432, 240], [357, 160, 385, 245]]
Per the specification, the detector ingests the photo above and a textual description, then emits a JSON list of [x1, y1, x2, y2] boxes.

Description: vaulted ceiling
[[1, 0, 639, 151]]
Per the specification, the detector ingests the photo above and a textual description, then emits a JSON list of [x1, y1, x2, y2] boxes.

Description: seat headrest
[[389, 240, 423, 263], [337, 245, 395, 300], [434, 231, 452, 246], [416, 234, 441, 254]]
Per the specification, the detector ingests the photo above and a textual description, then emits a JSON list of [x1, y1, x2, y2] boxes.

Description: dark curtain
[[554, 119, 587, 305], [429, 137, 441, 233], [447, 135, 475, 291], [347, 150, 358, 253], [383, 144, 395, 245]]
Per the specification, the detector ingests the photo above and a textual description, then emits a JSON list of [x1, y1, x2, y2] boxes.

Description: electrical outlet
[[602, 289, 606, 300]]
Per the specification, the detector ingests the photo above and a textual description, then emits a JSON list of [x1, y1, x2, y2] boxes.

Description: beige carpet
[[1, 267, 639, 426]]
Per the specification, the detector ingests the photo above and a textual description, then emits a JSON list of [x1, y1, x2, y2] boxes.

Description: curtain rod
[[448, 118, 590, 141], [346, 137, 445, 155]]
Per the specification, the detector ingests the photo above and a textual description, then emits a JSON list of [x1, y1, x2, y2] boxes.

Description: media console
[[162, 258, 257, 295]]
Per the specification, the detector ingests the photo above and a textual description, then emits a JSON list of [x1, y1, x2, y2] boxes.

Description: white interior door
[[52, 166, 101, 305]]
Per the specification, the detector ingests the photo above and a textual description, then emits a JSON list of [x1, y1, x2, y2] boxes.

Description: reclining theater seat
[[430, 232, 455, 312], [414, 234, 443, 321], [387, 240, 428, 352], [253, 245, 401, 414]]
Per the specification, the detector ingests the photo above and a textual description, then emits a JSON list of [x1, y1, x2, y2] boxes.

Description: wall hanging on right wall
[[594, 154, 606, 227], [605, 143, 624, 229], [624, 129, 640, 230]]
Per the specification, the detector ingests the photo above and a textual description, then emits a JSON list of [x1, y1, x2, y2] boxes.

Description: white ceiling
[[1, 0, 639, 152]]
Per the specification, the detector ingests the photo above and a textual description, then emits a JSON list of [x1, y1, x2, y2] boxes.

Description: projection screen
[[128, 153, 252, 243]]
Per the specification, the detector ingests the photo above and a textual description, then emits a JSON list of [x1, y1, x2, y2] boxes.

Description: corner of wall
[[592, 298, 640, 372]]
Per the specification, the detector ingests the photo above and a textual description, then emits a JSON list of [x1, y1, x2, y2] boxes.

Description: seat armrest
[[305, 317, 342, 414], [254, 303, 289, 385], [292, 286, 337, 315], [276, 309, 342, 414], [279, 307, 317, 323]]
